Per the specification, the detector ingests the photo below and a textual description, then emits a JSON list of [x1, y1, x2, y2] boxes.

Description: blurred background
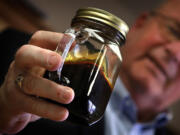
[[0, 0, 165, 33], [1, 0, 180, 134]]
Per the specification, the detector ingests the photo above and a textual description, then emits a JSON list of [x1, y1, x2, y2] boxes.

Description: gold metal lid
[[73, 7, 129, 37]]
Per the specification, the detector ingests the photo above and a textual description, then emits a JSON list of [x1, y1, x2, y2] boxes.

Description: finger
[[4, 62, 68, 121], [15, 45, 61, 71], [29, 30, 76, 51], [21, 93, 69, 121], [20, 73, 74, 104]]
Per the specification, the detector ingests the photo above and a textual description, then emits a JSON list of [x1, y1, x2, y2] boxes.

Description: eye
[[167, 25, 180, 39]]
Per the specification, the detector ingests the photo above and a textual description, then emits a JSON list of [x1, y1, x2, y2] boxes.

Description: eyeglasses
[[150, 11, 180, 41]]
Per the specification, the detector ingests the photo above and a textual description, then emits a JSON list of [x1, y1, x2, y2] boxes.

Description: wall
[[28, 0, 165, 32]]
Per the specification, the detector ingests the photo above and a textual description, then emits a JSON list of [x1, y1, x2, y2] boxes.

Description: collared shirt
[[104, 78, 172, 135]]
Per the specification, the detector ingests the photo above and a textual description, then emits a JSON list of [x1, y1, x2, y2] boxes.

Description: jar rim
[[73, 7, 129, 38]]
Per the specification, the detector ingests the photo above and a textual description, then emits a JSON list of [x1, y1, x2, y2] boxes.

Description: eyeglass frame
[[149, 11, 180, 41]]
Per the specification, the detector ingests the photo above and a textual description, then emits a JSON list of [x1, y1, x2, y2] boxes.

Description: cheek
[[121, 26, 164, 68], [127, 58, 165, 96], [121, 40, 149, 69], [126, 58, 166, 113]]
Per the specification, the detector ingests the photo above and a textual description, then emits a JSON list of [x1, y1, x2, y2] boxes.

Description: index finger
[[29, 30, 76, 51]]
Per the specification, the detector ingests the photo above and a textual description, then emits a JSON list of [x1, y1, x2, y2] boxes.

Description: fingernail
[[62, 88, 74, 104], [58, 34, 74, 51], [47, 54, 59, 69], [58, 109, 69, 121]]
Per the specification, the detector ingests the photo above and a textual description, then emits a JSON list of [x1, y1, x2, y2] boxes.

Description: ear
[[131, 12, 149, 30]]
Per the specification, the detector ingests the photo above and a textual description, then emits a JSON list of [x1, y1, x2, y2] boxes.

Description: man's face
[[120, 7, 180, 119]]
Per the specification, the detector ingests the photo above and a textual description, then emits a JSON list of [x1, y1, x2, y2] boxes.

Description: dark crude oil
[[44, 61, 113, 126]]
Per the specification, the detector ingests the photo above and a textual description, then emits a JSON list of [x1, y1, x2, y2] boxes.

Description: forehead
[[158, 0, 180, 22]]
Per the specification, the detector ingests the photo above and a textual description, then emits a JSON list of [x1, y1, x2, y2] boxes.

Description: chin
[[123, 64, 149, 93]]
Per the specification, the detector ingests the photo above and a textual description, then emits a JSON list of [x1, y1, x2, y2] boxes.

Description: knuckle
[[31, 101, 40, 113], [3, 72, 19, 104], [15, 45, 30, 60], [23, 75, 35, 95]]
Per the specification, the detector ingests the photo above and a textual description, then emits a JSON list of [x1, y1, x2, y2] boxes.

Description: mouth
[[146, 54, 168, 79]]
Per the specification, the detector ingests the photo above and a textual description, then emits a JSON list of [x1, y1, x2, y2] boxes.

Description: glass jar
[[45, 7, 129, 126]]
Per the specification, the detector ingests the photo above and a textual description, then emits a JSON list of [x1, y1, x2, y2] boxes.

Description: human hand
[[0, 31, 75, 134]]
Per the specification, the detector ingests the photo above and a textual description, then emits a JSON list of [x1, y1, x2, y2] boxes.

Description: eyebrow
[[149, 11, 180, 28]]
